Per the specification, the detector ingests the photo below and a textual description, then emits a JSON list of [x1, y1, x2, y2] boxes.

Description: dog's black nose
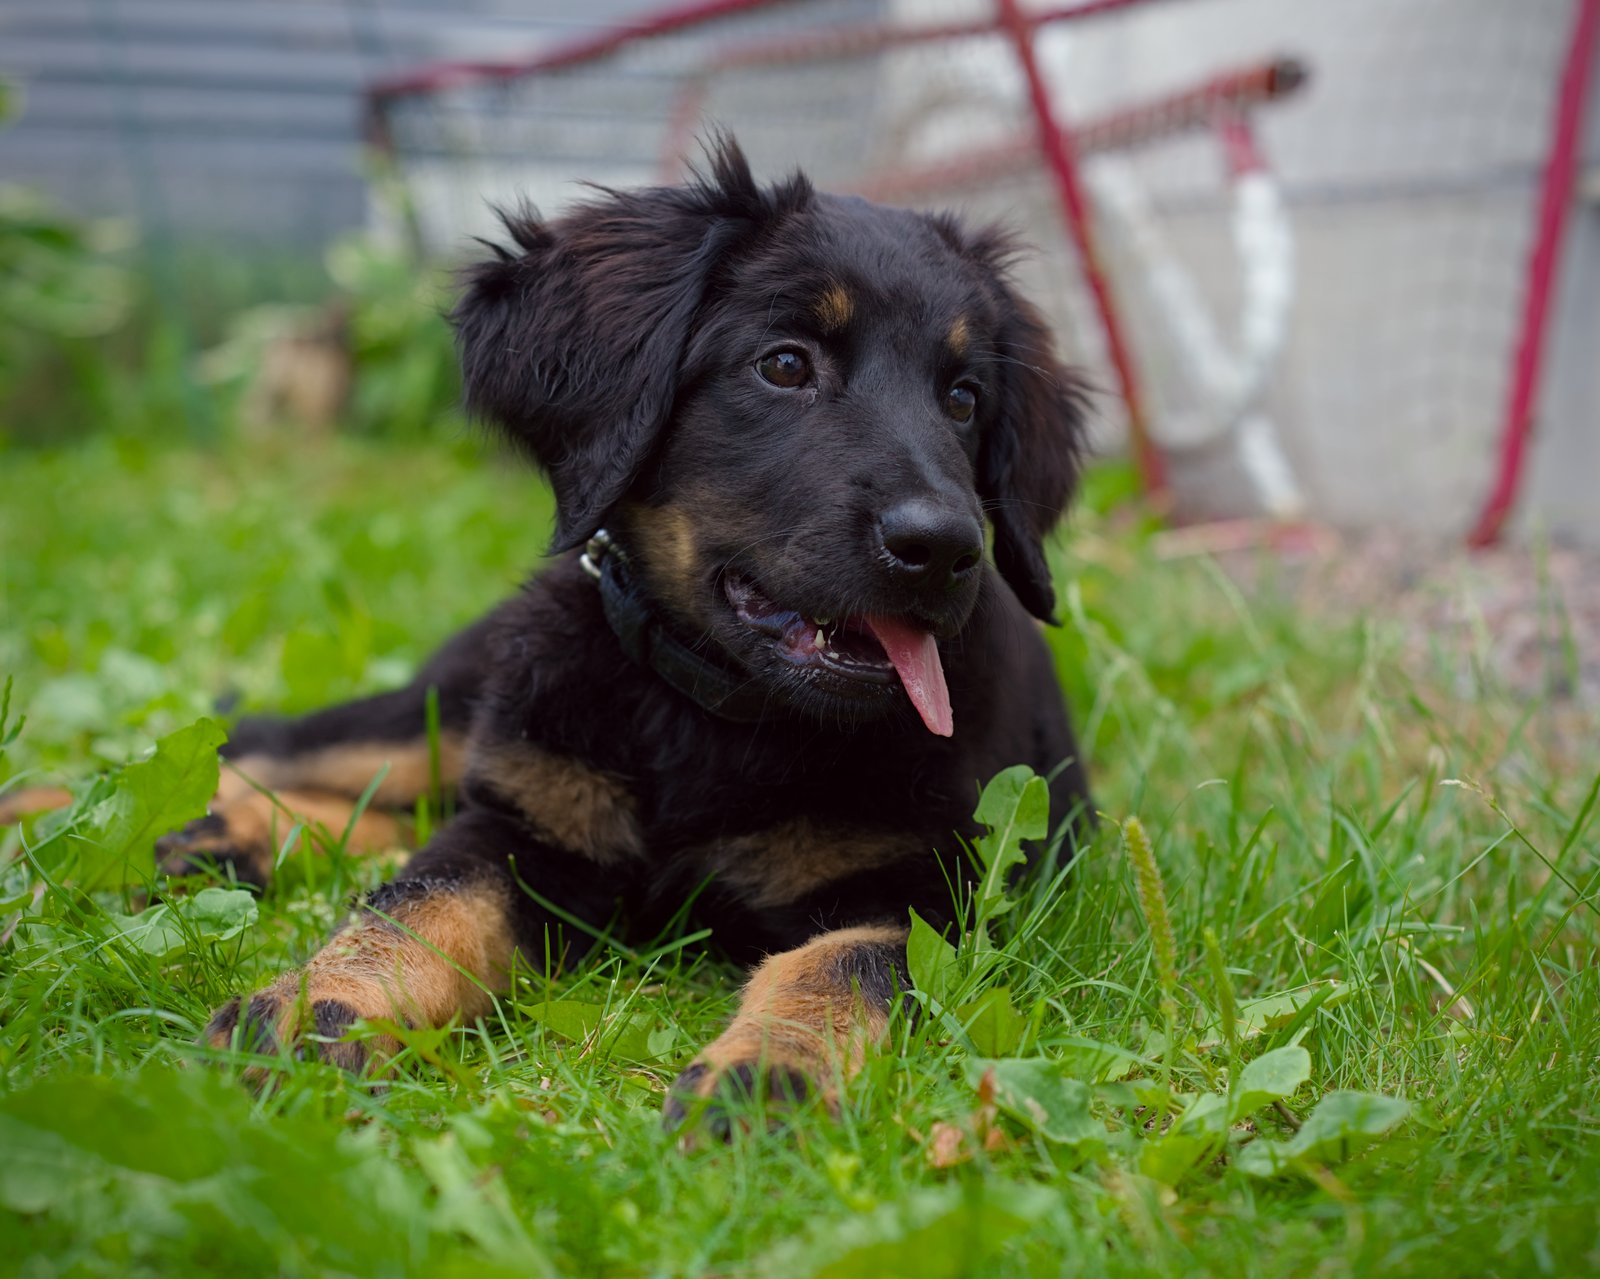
[[877, 499, 983, 589]]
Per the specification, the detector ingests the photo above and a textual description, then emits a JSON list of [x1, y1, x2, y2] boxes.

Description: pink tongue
[[864, 616, 953, 737]]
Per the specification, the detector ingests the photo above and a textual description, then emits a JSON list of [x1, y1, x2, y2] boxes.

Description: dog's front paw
[[663, 1049, 824, 1140], [157, 810, 274, 887], [201, 974, 391, 1083]]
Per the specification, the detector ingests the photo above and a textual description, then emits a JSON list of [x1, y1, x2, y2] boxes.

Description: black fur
[[831, 939, 913, 1009], [241, 994, 283, 1055], [310, 1000, 369, 1073]]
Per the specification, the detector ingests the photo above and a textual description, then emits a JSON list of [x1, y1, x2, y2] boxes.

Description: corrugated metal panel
[[0, 0, 662, 246]]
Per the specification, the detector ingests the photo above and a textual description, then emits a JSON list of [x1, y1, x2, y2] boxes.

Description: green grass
[[2, 431, 1597, 1278]]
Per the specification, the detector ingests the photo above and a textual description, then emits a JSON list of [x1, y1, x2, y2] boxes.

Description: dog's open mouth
[[724, 576, 953, 736]]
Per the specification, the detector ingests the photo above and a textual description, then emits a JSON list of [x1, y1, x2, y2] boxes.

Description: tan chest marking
[[470, 744, 643, 865], [699, 820, 918, 909]]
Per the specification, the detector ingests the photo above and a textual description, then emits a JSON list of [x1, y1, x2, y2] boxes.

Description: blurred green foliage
[[0, 432, 546, 775], [0, 138, 461, 449], [0, 186, 137, 444], [328, 232, 462, 439]]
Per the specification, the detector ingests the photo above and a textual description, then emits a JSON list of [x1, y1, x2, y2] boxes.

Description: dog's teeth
[[814, 628, 826, 649]]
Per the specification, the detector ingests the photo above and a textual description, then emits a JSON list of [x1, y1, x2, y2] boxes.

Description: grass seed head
[[1121, 816, 1178, 1014]]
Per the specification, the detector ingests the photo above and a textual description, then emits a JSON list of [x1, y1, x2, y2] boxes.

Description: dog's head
[[455, 140, 1086, 735]]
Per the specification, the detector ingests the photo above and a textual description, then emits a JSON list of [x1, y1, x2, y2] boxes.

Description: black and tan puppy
[[177, 141, 1091, 1119]]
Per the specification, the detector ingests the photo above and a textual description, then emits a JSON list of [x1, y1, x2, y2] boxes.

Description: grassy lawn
[[1, 429, 1596, 1278]]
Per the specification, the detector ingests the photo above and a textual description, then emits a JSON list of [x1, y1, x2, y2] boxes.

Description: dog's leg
[[201, 805, 622, 1076], [2, 728, 444, 884], [664, 924, 909, 1132], [154, 727, 461, 886], [0, 787, 74, 826], [158, 607, 505, 885], [155, 783, 414, 887]]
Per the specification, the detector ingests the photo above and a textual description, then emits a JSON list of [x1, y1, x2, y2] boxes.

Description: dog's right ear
[[453, 140, 810, 552]]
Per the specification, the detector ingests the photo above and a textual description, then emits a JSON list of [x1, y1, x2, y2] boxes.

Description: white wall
[[885, 0, 1597, 543]]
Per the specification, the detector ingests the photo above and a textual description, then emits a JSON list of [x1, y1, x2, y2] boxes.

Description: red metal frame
[[365, 0, 792, 145], [363, 0, 1304, 511], [993, 0, 1167, 502], [657, 0, 1181, 75], [368, 0, 1185, 121], [1213, 105, 1268, 177], [1467, 0, 1600, 548]]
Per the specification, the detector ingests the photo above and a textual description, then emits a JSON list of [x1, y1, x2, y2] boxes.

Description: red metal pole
[[854, 56, 1304, 203], [1467, 0, 1600, 548], [1213, 110, 1265, 178], [366, 0, 1193, 149], [658, 77, 712, 181], [363, 0, 1196, 146], [992, 0, 1168, 504]]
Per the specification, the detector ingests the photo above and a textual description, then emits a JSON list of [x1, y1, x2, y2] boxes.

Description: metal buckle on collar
[[579, 528, 616, 582], [578, 523, 771, 723]]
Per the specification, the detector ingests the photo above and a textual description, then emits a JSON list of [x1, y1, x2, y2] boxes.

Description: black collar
[[580, 529, 774, 724]]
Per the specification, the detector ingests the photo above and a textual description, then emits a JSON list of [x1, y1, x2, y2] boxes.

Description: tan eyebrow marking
[[814, 284, 854, 333], [947, 314, 970, 356]]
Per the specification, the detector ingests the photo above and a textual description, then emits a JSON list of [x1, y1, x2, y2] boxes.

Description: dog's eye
[[757, 349, 810, 389], [944, 383, 978, 424]]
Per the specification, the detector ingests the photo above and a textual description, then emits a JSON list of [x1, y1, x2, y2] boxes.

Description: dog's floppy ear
[[968, 239, 1089, 624], [453, 139, 809, 551]]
